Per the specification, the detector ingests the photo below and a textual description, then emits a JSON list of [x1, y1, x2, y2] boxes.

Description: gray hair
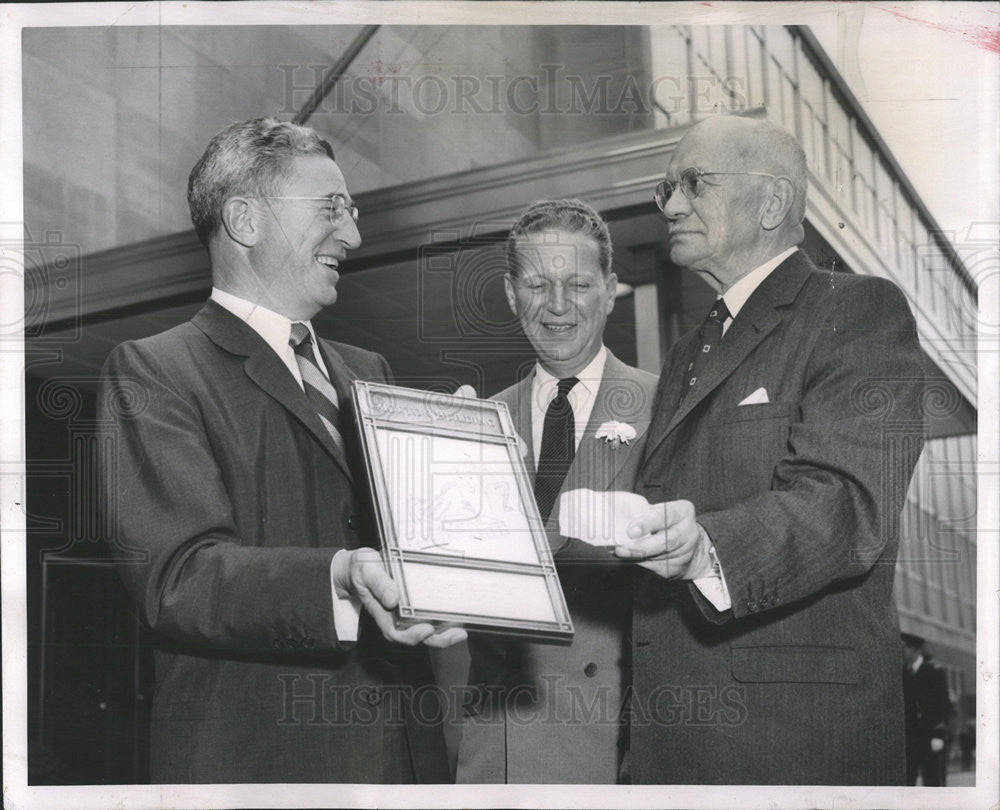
[[506, 198, 613, 278], [187, 117, 335, 247]]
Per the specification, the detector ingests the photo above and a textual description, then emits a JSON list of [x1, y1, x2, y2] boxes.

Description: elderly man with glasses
[[99, 118, 464, 783], [606, 115, 926, 784]]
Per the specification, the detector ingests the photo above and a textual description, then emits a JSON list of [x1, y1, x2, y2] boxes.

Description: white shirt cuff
[[330, 550, 362, 642], [692, 542, 732, 612]]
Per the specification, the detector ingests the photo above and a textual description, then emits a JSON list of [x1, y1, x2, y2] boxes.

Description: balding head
[[697, 116, 807, 224], [658, 116, 808, 290]]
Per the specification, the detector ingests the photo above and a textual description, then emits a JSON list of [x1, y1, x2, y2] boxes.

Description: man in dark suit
[[614, 116, 925, 784], [455, 200, 658, 783], [99, 118, 464, 783], [902, 633, 953, 785]]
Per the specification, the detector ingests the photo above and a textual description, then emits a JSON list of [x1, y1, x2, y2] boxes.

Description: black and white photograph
[[2, 2, 997, 808]]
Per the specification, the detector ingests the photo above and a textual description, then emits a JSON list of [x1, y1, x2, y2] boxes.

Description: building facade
[[23, 23, 978, 782]]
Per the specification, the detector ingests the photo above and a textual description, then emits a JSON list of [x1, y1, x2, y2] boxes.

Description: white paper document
[[557, 488, 652, 546]]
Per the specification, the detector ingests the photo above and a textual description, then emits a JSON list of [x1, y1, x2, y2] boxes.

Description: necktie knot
[[707, 298, 730, 325], [290, 322, 312, 355], [555, 376, 579, 400]]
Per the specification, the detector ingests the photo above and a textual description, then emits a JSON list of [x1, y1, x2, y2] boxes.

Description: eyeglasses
[[654, 168, 777, 210], [258, 195, 359, 225]]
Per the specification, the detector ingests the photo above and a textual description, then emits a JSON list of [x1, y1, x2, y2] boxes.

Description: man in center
[[456, 199, 658, 783]]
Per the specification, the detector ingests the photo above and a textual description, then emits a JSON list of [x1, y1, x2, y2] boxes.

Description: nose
[[337, 215, 362, 251], [546, 283, 569, 315], [661, 182, 689, 220]]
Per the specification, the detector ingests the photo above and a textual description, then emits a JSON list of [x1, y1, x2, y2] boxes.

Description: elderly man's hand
[[614, 499, 715, 580], [333, 548, 467, 647]]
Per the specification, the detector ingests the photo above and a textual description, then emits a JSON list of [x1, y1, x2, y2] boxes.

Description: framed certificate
[[352, 381, 573, 643]]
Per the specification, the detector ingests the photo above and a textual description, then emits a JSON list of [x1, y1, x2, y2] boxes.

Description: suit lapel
[[641, 332, 696, 462], [506, 373, 536, 479], [193, 301, 355, 483], [563, 351, 650, 494], [643, 253, 813, 460]]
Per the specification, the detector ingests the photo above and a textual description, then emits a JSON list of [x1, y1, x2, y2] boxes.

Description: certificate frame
[[352, 381, 573, 644]]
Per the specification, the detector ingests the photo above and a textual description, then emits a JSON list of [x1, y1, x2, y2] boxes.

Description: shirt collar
[[210, 287, 317, 357], [721, 246, 797, 320], [533, 345, 607, 398]]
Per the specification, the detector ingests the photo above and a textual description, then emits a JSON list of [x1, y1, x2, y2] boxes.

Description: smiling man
[[98, 118, 463, 783], [456, 199, 658, 784]]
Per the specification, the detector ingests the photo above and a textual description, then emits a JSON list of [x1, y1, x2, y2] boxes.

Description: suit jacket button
[[286, 637, 300, 648], [747, 600, 759, 611], [347, 515, 359, 530], [302, 636, 315, 648], [584, 663, 598, 678]]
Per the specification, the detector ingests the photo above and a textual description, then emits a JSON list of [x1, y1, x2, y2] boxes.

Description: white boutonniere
[[595, 421, 637, 446]]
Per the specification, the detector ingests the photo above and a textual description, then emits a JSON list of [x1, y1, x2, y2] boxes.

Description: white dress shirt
[[211, 288, 361, 641], [691, 247, 797, 611], [529, 346, 608, 467], [719, 247, 797, 333], [210, 287, 330, 389]]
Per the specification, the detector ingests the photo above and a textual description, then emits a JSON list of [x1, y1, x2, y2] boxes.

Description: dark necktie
[[681, 298, 730, 400], [289, 322, 346, 453], [533, 376, 579, 521]]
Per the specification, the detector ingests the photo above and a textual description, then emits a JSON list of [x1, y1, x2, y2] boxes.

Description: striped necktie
[[289, 322, 346, 453]]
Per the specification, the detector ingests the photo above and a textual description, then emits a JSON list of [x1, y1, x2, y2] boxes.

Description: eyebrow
[[311, 192, 353, 206]]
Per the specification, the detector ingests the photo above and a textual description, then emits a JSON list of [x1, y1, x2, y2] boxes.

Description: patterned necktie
[[681, 298, 730, 401], [289, 322, 346, 453], [533, 376, 579, 521]]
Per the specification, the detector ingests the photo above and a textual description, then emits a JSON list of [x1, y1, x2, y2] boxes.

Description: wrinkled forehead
[[668, 128, 755, 176]]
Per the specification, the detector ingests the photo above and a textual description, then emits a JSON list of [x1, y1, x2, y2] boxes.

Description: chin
[[669, 246, 691, 265]]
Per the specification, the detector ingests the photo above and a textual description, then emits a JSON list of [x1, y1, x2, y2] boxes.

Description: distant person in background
[[902, 632, 953, 786], [958, 721, 975, 771], [455, 199, 658, 783]]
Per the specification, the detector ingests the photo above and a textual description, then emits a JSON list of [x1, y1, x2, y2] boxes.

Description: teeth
[[315, 256, 339, 267], [544, 324, 574, 332]]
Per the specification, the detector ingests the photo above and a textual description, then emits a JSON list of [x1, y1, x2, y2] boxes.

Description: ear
[[760, 176, 796, 231], [221, 197, 259, 247], [604, 272, 618, 314], [503, 273, 518, 317]]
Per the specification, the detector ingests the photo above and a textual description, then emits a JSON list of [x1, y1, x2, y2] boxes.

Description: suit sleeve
[[696, 278, 925, 620], [100, 340, 349, 652]]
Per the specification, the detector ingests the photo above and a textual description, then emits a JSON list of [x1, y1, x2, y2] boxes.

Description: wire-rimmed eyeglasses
[[258, 194, 359, 225], [654, 168, 777, 211]]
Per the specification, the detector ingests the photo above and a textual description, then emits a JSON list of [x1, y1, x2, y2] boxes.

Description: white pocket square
[[738, 387, 769, 406]]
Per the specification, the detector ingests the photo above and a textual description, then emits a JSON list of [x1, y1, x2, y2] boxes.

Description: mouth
[[315, 255, 341, 270], [542, 323, 576, 334]]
